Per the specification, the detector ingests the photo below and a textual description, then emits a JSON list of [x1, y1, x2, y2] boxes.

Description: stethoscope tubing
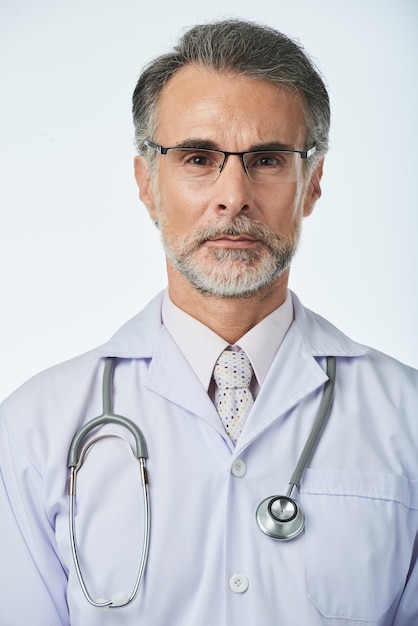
[[67, 358, 150, 609], [287, 355, 336, 497], [68, 359, 148, 469]]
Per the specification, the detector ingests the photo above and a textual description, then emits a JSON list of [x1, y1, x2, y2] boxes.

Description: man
[[0, 19, 417, 626]]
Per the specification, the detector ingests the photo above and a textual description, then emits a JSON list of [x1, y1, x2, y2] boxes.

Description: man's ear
[[134, 155, 157, 222], [303, 157, 324, 217]]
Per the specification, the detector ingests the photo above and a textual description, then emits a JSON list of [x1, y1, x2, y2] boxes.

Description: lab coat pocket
[[300, 469, 418, 623]]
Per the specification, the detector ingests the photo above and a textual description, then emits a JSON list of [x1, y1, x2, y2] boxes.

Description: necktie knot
[[213, 349, 253, 390]]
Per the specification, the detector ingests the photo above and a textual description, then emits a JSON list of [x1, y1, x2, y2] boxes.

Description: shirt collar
[[162, 290, 294, 391], [97, 289, 369, 362]]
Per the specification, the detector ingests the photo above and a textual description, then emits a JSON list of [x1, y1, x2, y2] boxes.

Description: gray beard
[[160, 215, 300, 298]]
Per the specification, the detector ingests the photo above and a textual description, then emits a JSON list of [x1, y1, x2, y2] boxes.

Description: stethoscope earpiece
[[256, 495, 305, 540]]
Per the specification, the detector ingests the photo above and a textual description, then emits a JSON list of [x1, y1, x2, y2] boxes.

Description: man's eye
[[186, 153, 211, 166], [262, 155, 283, 166], [250, 152, 287, 168], [173, 150, 217, 168]]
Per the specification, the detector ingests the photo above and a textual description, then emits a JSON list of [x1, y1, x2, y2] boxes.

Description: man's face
[[135, 64, 322, 298]]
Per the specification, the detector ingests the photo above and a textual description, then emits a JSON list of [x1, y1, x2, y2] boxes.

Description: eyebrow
[[249, 141, 296, 152], [173, 139, 219, 150], [172, 139, 296, 152]]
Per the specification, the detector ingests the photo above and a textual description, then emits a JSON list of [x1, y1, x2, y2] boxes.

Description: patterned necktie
[[213, 348, 255, 444]]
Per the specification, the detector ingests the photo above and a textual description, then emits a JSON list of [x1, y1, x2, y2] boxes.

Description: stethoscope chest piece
[[256, 495, 305, 541]]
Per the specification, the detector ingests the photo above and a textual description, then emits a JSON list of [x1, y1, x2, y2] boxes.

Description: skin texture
[[134, 64, 323, 343]]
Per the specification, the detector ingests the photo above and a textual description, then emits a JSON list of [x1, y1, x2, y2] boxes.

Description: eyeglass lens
[[166, 148, 301, 184]]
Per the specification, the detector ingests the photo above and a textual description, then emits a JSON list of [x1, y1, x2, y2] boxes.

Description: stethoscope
[[67, 358, 149, 610], [67, 355, 336, 609], [256, 355, 336, 540]]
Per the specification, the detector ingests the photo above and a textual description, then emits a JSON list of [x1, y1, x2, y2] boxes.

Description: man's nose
[[213, 154, 253, 215]]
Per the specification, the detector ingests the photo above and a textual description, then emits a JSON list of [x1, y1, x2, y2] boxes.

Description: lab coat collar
[[97, 290, 371, 450], [97, 292, 164, 359], [291, 292, 370, 358], [97, 290, 370, 361]]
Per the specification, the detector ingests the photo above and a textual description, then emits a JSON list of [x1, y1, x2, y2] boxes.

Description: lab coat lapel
[[238, 321, 329, 448], [98, 292, 223, 433], [144, 326, 223, 431], [142, 323, 329, 446], [237, 292, 369, 449]]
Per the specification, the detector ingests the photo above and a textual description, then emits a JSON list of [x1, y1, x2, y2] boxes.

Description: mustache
[[195, 216, 279, 248]]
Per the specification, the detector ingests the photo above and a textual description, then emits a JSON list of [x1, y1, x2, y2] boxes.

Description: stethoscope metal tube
[[256, 356, 336, 540], [67, 357, 150, 609]]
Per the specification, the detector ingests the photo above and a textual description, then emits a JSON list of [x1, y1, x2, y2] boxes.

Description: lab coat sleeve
[[0, 409, 69, 626]]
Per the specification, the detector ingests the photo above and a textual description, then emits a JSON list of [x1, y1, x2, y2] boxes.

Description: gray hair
[[132, 19, 330, 171]]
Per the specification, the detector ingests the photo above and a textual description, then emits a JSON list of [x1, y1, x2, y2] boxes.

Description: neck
[[167, 266, 289, 344]]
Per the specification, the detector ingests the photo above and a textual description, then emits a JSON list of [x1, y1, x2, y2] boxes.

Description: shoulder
[[1, 292, 165, 422], [291, 291, 418, 390]]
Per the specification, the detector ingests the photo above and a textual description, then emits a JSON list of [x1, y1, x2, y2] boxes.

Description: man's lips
[[206, 235, 259, 248]]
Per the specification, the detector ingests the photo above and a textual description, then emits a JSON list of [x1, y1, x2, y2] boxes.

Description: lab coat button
[[229, 573, 249, 593], [231, 458, 247, 477]]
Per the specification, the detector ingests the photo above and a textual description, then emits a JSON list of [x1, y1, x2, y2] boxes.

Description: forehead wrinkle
[[181, 113, 270, 152]]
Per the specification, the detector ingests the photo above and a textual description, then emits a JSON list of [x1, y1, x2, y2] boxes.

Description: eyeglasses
[[144, 140, 316, 184]]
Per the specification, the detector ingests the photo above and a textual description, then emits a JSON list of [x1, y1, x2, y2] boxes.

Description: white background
[[1, 0, 417, 399]]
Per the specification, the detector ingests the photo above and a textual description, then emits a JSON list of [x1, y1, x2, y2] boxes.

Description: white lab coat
[[0, 291, 417, 626]]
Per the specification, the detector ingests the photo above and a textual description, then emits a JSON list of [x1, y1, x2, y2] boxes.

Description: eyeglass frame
[[144, 140, 317, 184]]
